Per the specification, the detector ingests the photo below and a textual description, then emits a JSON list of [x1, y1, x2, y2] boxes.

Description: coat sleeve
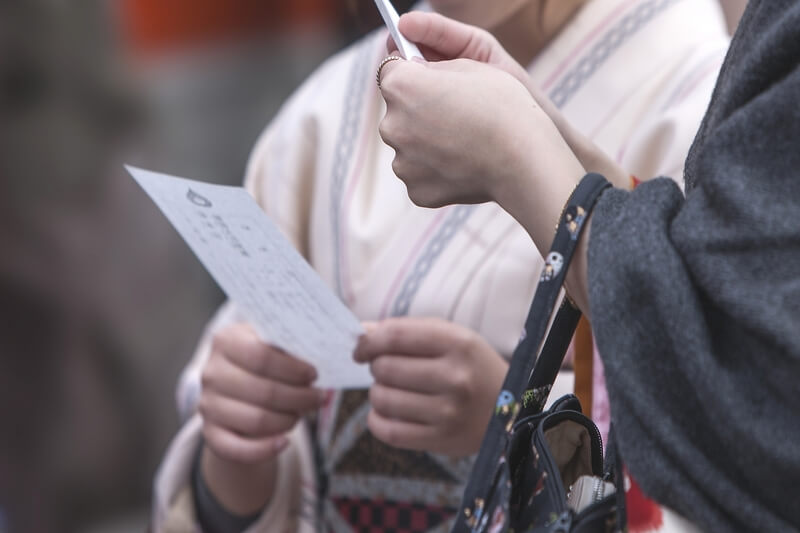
[[587, 3, 800, 531]]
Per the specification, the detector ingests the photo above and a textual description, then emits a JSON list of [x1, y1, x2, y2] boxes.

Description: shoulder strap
[[453, 173, 610, 532]]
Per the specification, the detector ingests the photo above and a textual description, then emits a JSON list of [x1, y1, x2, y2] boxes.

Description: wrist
[[497, 130, 586, 256], [570, 132, 630, 190], [201, 445, 279, 516]]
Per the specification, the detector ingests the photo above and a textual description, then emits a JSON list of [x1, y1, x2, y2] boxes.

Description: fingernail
[[362, 321, 378, 332], [411, 56, 426, 64]]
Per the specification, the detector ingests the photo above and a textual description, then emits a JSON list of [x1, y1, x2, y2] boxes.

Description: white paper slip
[[374, 0, 424, 60], [126, 165, 371, 389]]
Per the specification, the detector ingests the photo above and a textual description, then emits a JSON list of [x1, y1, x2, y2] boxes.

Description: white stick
[[373, 0, 424, 60]]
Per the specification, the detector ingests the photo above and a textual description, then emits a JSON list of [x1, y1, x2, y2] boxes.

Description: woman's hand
[[379, 57, 585, 255], [354, 318, 508, 457], [381, 12, 604, 312], [390, 11, 631, 190], [393, 12, 530, 88], [200, 323, 324, 462], [199, 323, 325, 514], [380, 58, 563, 208]]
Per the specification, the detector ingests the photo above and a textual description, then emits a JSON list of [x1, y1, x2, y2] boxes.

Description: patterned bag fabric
[[452, 174, 626, 533]]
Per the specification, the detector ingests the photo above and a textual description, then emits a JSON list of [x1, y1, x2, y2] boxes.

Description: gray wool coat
[[588, 0, 800, 531]]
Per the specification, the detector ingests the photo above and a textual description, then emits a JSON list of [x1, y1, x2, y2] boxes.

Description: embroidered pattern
[[522, 385, 552, 410], [565, 205, 587, 240], [464, 497, 487, 532], [488, 506, 506, 533], [540, 252, 564, 282], [531, 442, 540, 469], [495, 390, 516, 415], [505, 403, 521, 433], [549, 0, 682, 108], [330, 41, 375, 297], [532, 471, 548, 500], [391, 204, 475, 316], [332, 497, 455, 532]]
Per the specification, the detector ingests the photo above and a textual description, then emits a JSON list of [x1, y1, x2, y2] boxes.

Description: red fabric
[[332, 497, 454, 533], [626, 474, 664, 532], [119, 0, 336, 55]]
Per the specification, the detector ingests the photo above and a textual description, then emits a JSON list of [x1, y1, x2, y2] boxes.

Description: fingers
[[367, 408, 439, 452], [212, 325, 317, 386], [376, 56, 420, 101], [385, 31, 445, 62], [369, 384, 443, 425], [397, 12, 496, 62], [202, 423, 290, 464], [367, 355, 441, 394], [354, 317, 471, 362], [199, 392, 298, 437], [200, 324, 323, 464], [203, 356, 325, 415]]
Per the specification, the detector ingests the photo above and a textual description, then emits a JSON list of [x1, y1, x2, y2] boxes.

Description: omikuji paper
[[127, 166, 371, 389]]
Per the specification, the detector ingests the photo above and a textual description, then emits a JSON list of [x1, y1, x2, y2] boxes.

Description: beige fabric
[[543, 420, 595, 490], [153, 414, 316, 533], [152, 0, 729, 531], [160, 486, 197, 533]]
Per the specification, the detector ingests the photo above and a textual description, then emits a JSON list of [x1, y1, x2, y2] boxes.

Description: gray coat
[[588, 0, 800, 531]]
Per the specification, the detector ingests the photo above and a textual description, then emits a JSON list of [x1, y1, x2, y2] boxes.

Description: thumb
[[422, 57, 485, 74], [398, 11, 497, 62]]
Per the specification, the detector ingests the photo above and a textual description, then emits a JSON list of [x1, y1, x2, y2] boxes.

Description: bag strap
[[516, 296, 582, 420], [454, 173, 610, 531]]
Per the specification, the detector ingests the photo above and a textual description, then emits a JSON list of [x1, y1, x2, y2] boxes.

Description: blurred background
[[0, 1, 746, 532]]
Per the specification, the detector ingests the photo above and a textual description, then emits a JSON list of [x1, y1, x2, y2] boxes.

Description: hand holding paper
[[126, 165, 372, 389], [199, 322, 323, 464]]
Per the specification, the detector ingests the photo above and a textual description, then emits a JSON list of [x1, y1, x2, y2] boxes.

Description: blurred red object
[[120, 0, 337, 55]]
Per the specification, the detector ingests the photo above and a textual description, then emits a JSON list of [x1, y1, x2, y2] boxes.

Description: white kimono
[[153, 1, 730, 531]]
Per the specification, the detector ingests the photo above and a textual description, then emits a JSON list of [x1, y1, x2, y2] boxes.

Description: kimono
[[152, 0, 730, 531]]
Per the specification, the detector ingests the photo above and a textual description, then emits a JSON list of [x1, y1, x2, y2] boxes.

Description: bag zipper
[[592, 476, 605, 503]]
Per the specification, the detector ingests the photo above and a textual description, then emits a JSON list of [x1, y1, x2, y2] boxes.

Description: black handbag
[[451, 173, 627, 533]]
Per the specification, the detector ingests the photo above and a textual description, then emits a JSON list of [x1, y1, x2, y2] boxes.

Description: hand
[[354, 318, 508, 457], [380, 58, 564, 209], [390, 12, 559, 137], [391, 11, 631, 190], [198, 323, 325, 514], [379, 57, 584, 251], [392, 12, 530, 88], [200, 323, 324, 463], [386, 11, 528, 84], [382, 12, 611, 315]]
